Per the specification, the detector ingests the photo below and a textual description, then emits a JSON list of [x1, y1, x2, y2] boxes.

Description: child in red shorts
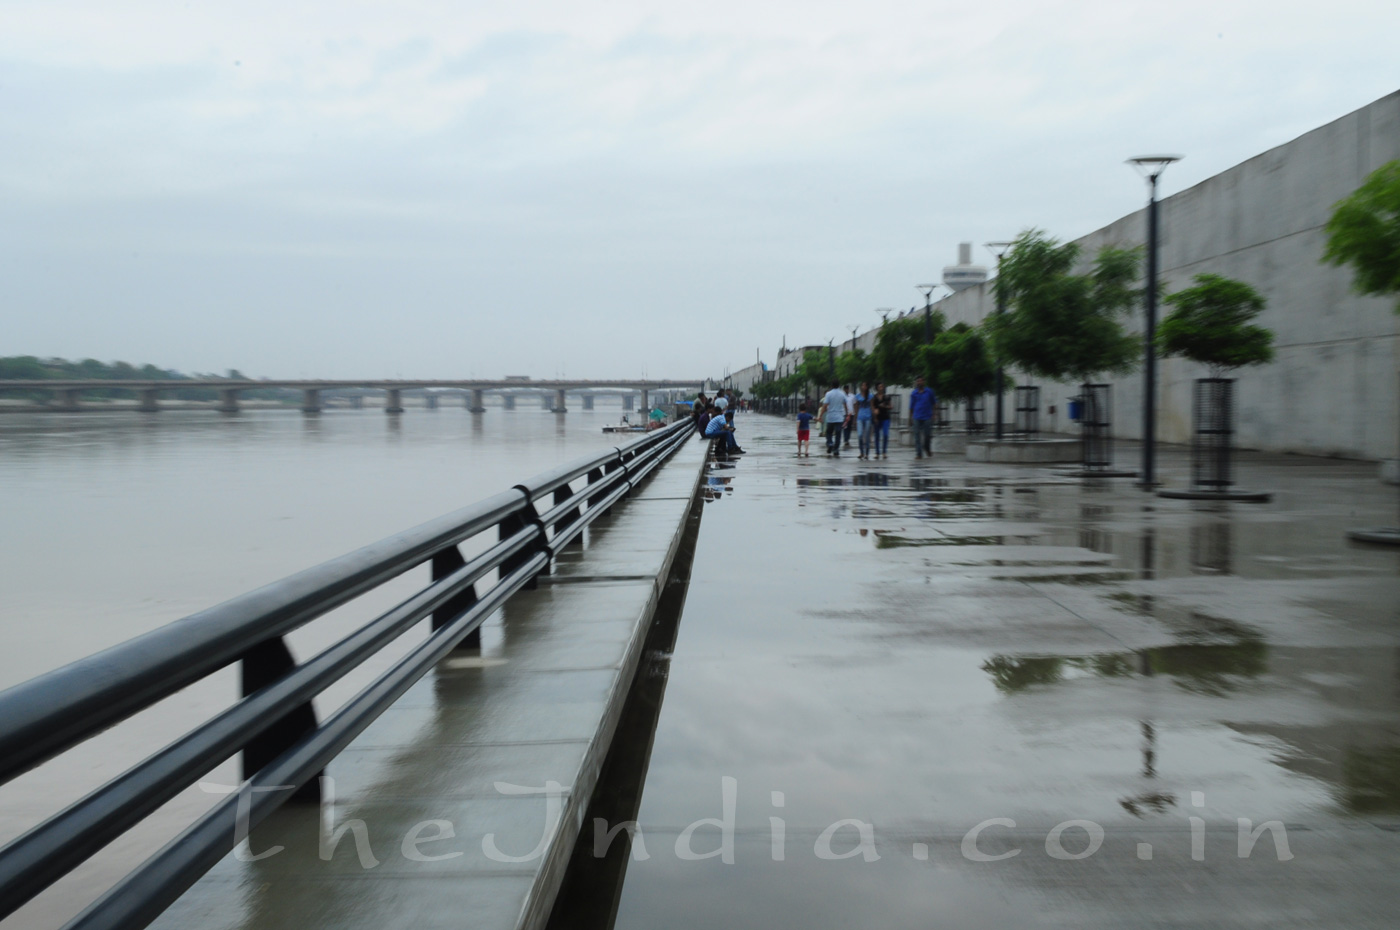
[[796, 403, 813, 457]]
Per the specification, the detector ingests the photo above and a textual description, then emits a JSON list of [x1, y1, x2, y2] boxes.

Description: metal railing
[[0, 418, 695, 930]]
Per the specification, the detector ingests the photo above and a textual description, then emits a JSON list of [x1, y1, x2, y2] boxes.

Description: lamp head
[[1127, 154, 1183, 181], [984, 240, 1013, 260]]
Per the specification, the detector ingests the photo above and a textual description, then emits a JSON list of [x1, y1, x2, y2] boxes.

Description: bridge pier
[[469, 389, 486, 413], [425, 392, 439, 410], [301, 389, 321, 414], [385, 388, 404, 414], [138, 388, 160, 412], [503, 394, 516, 411], [641, 389, 650, 411], [350, 394, 363, 409], [622, 394, 634, 412], [53, 388, 80, 411], [218, 389, 240, 414], [553, 389, 567, 413], [582, 394, 594, 410]]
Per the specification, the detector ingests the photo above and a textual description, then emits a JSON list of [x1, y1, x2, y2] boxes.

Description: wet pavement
[[603, 415, 1400, 929]]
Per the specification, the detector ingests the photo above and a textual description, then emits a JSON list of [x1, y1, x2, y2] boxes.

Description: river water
[[0, 405, 631, 928]]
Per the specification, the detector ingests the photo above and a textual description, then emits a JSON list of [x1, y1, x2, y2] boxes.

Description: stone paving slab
[[151, 434, 708, 930]]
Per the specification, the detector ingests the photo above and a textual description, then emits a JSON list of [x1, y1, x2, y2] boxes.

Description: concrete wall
[[927, 90, 1400, 459]]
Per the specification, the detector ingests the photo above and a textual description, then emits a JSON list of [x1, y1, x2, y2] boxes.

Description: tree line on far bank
[[0, 356, 273, 401]]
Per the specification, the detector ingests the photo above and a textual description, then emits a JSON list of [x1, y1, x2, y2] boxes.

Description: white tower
[[942, 242, 988, 293]]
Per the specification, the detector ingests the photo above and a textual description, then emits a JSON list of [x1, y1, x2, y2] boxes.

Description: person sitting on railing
[[704, 404, 745, 454], [696, 401, 714, 435]]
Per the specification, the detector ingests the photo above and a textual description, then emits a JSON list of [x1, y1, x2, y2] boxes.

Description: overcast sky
[[1, 1, 1395, 380]]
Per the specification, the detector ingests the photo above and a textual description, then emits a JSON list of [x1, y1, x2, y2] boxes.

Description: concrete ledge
[[966, 438, 1080, 464]]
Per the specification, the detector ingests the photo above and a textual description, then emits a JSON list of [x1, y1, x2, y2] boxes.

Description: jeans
[[857, 417, 874, 456], [843, 419, 854, 445], [825, 421, 843, 454], [912, 418, 933, 457], [875, 419, 891, 455]]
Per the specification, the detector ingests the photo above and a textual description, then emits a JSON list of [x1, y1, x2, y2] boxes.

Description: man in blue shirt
[[704, 404, 744, 454], [908, 375, 937, 459]]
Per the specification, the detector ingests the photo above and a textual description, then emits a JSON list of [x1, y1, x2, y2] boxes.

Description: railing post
[[431, 545, 480, 649], [499, 498, 548, 586], [240, 637, 320, 802]]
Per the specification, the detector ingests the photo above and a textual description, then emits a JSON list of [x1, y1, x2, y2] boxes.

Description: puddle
[[875, 534, 1005, 548], [983, 636, 1268, 697]]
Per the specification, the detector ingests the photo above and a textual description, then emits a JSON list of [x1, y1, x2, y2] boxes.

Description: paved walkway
[[604, 414, 1400, 929]]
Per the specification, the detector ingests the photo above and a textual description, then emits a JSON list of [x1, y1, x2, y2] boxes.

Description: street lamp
[[1127, 154, 1183, 488], [917, 284, 941, 343], [984, 240, 1013, 440]]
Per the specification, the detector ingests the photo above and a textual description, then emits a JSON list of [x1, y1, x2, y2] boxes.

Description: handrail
[[0, 417, 695, 927]]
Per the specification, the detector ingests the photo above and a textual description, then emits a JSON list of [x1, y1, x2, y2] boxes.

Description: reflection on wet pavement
[[601, 416, 1400, 930]]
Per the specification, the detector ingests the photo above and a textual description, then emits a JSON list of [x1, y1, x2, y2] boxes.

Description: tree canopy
[[1157, 273, 1274, 377], [872, 312, 943, 386], [1322, 159, 1400, 312], [987, 229, 1141, 384], [924, 323, 997, 403]]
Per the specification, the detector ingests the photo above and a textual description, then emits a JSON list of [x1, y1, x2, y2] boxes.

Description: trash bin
[[1068, 397, 1083, 422]]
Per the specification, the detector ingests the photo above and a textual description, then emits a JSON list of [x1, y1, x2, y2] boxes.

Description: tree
[[834, 349, 877, 387], [873, 313, 942, 386], [1323, 159, 1400, 311], [1157, 273, 1274, 377], [987, 229, 1141, 384], [785, 349, 834, 397], [926, 324, 997, 405]]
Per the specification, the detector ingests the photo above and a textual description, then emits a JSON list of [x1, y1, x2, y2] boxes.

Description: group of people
[[693, 389, 746, 455], [797, 378, 939, 459]]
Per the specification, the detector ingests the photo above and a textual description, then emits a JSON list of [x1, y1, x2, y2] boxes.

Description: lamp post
[[1127, 155, 1182, 488], [917, 284, 940, 343], [984, 240, 1013, 439]]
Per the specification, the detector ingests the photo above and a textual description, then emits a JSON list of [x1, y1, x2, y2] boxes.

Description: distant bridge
[[0, 379, 707, 414]]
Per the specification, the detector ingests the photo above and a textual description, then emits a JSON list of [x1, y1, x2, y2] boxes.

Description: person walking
[[855, 381, 874, 460], [819, 381, 848, 457], [842, 384, 856, 448], [796, 402, 813, 457], [873, 383, 893, 458], [909, 376, 937, 459]]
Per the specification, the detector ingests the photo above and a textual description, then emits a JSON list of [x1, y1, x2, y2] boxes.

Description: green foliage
[[988, 229, 1142, 383], [834, 348, 877, 387], [1157, 273, 1274, 376], [926, 325, 997, 402], [0, 356, 282, 402], [1322, 159, 1400, 311], [873, 312, 943, 385]]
